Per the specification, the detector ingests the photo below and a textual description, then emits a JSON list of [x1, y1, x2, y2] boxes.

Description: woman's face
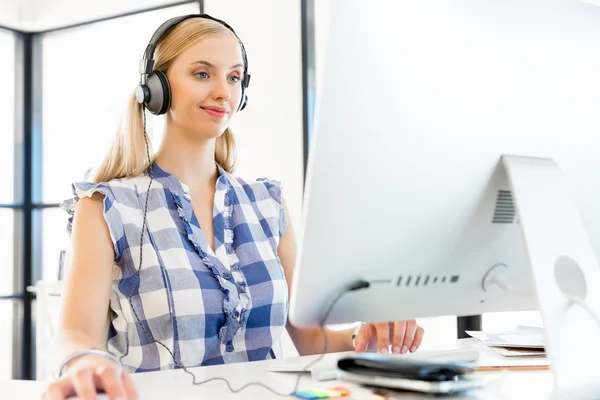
[[166, 33, 245, 139]]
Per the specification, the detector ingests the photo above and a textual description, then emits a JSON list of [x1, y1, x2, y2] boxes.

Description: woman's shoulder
[[69, 175, 147, 200], [225, 172, 288, 237], [225, 172, 284, 204], [60, 174, 152, 236], [61, 174, 151, 216]]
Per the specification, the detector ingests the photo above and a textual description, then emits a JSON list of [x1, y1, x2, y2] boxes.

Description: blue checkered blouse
[[60, 162, 289, 372]]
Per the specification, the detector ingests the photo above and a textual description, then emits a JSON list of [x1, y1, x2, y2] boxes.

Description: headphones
[[135, 14, 251, 115]]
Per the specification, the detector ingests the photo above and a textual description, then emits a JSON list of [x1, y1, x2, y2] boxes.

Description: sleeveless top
[[60, 162, 289, 373]]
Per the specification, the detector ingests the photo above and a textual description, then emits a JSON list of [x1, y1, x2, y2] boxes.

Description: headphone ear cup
[[146, 70, 171, 115]]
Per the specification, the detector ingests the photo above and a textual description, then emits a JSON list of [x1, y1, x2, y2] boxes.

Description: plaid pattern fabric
[[61, 162, 288, 372]]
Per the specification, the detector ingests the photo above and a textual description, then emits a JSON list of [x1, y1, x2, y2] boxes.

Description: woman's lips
[[201, 106, 227, 118]]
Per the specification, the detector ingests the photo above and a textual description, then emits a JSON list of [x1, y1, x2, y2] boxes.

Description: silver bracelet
[[56, 348, 122, 379], [352, 322, 365, 348]]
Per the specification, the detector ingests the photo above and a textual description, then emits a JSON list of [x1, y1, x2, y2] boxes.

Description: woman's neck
[[154, 126, 219, 191]]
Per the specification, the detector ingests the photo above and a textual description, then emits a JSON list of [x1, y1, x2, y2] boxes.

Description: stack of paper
[[490, 346, 545, 358], [466, 325, 544, 349], [466, 325, 546, 358]]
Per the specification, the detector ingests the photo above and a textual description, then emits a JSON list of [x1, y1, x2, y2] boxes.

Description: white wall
[[204, 0, 304, 239], [0, 1, 21, 30]]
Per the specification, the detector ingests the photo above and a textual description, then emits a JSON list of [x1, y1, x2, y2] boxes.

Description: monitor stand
[[502, 155, 600, 400]]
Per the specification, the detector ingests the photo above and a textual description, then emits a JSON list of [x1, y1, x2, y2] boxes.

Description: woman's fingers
[[73, 368, 97, 400], [401, 320, 418, 353], [391, 321, 407, 354], [354, 324, 375, 352], [42, 380, 74, 400], [355, 321, 426, 354], [42, 358, 136, 400], [411, 325, 425, 352], [96, 365, 128, 400], [374, 322, 391, 353]]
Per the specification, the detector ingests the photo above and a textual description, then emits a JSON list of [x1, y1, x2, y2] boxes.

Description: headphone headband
[[136, 13, 251, 114], [139, 14, 249, 85]]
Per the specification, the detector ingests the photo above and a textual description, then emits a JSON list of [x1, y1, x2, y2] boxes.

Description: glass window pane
[[0, 300, 18, 380], [41, 3, 199, 204], [40, 208, 71, 282], [0, 29, 16, 203], [0, 209, 16, 295]]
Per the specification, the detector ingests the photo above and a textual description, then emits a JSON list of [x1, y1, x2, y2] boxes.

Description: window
[[4, 3, 201, 379], [40, 208, 70, 282], [39, 3, 200, 282], [41, 3, 199, 205]]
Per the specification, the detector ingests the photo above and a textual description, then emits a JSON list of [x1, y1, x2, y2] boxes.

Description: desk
[[3, 339, 554, 399]]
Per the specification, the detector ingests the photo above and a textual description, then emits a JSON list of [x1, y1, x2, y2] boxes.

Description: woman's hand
[[354, 320, 424, 354], [42, 354, 138, 400]]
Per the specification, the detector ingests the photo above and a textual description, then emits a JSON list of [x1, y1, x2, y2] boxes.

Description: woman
[[44, 14, 425, 400]]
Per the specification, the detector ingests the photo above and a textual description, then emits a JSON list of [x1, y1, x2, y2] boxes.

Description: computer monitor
[[288, 0, 600, 398]]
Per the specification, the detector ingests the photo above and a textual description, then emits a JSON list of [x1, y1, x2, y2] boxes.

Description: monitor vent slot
[[492, 190, 515, 224]]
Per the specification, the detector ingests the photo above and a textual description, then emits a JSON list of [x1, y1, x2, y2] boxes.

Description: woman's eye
[[194, 72, 209, 79], [229, 76, 241, 83]]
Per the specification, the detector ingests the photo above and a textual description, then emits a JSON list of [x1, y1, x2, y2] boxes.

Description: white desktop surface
[[4, 339, 554, 399]]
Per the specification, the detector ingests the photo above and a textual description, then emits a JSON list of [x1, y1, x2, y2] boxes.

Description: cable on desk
[[291, 280, 371, 395], [176, 280, 369, 396]]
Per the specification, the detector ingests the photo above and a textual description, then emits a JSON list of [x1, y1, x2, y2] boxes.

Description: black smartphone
[[337, 352, 476, 381]]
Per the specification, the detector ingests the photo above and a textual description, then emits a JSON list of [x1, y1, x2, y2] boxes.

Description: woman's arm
[[279, 197, 356, 355], [45, 193, 137, 400], [50, 193, 114, 368]]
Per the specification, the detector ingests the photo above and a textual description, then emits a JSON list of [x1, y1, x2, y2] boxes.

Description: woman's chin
[[189, 123, 227, 140]]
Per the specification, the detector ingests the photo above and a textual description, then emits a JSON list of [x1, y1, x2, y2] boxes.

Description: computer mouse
[[68, 395, 109, 400]]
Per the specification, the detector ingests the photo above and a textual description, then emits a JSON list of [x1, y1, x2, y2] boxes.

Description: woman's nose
[[211, 77, 231, 102]]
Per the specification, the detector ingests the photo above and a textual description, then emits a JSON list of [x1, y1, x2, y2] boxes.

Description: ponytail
[[215, 127, 237, 173], [93, 91, 152, 183]]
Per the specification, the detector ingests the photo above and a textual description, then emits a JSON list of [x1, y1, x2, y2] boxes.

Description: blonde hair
[[93, 18, 240, 183]]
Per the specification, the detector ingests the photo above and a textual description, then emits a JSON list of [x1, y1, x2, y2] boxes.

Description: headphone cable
[[125, 105, 370, 397]]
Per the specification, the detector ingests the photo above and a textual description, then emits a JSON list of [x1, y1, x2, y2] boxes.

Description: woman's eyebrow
[[190, 60, 243, 69]]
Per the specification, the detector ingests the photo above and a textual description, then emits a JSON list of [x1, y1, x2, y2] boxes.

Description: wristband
[[56, 348, 122, 379], [351, 322, 365, 348]]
